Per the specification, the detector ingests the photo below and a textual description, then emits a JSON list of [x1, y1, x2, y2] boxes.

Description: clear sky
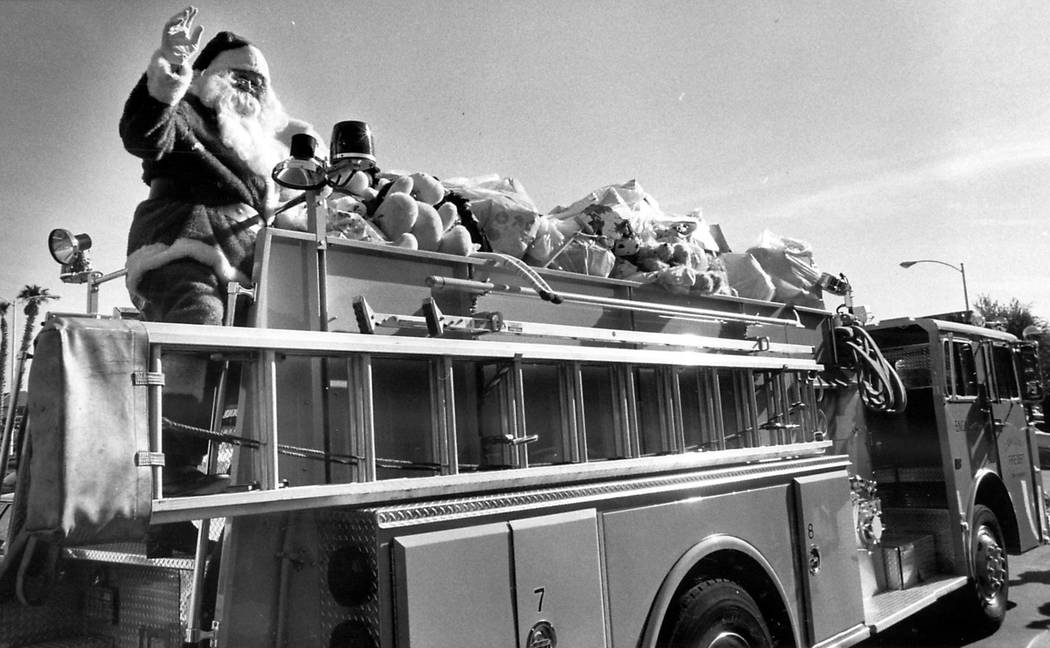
[[2, 1, 1049, 326]]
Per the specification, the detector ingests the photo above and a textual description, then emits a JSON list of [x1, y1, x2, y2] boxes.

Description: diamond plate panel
[[0, 577, 81, 647], [79, 561, 188, 648], [373, 455, 847, 528], [317, 509, 382, 647], [0, 558, 190, 648]]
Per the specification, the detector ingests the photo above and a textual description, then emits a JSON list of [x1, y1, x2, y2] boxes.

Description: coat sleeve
[[119, 51, 193, 161], [119, 76, 185, 161]]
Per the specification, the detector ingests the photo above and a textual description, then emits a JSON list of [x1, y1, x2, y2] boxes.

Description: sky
[[3, 1, 1050, 333]]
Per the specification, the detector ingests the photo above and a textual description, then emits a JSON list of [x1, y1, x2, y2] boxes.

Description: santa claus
[[121, 6, 315, 324], [119, 8, 317, 549]]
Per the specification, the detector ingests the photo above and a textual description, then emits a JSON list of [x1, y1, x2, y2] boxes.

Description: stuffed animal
[[369, 172, 474, 255], [326, 158, 380, 202]]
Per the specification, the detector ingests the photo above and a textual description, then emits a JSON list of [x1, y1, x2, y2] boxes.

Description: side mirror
[[1024, 379, 1045, 403]]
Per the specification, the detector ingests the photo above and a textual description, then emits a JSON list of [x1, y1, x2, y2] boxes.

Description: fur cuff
[[126, 239, 251, 301], [146, 49, 192, 105]]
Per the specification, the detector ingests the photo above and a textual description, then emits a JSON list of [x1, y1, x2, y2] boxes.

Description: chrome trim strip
[[152, 443, 839, 523], [363, 455, 851, 528]]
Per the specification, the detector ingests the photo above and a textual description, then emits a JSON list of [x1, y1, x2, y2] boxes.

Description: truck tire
[[667, 577, 773, 648], [964, 504, 1008, 633]]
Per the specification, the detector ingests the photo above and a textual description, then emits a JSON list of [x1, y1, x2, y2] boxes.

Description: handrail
[[354, 297, 814, 356], [427, 276, 804, 328]]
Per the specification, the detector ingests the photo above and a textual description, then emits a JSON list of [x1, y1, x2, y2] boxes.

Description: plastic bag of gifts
[[442, 174, 542, 258]]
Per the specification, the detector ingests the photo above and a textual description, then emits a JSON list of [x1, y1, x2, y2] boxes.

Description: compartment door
[[793, 472, 866, 644], [393, 522, 516, 646], [510, 509, 607, 648]]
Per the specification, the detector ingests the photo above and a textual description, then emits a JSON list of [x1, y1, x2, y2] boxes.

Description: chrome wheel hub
[[974, 525, 1006, 602]]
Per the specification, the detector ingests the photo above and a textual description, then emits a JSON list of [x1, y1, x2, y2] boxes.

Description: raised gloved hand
[[160, 6, 203, 65]]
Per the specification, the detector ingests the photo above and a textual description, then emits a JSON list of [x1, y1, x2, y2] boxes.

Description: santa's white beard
[[192, 72, 290, 179]]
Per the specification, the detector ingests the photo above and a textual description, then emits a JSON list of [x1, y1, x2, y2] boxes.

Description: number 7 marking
[[533, 586, 545, 612]]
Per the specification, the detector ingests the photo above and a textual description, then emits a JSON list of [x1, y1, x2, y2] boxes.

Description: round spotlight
[[48, 229, 92, 265]]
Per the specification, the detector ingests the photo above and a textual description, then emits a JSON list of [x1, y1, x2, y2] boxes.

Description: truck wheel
[[668, 578, 773, 648], [965, 504, 1008, 633]]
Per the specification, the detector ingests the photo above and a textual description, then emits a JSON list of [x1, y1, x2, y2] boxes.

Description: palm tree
[[3, 286, 58, 470], [12, 285, 58, 394], [0, 299, 9, 399]]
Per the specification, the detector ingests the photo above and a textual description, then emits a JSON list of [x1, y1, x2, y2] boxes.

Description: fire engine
[[0, 199, 1045, 648]]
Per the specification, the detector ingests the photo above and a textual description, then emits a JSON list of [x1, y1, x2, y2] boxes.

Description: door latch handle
[[808, 545, 822, 574]]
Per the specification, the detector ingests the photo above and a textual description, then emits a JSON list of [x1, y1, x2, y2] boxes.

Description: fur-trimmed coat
[[119, 70, 270, 312]]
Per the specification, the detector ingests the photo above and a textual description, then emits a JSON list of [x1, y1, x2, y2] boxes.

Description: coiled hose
[[834, 322, 908, 414]]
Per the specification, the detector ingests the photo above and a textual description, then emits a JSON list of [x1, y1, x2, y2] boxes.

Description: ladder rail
[[141, 322, 822, 372]]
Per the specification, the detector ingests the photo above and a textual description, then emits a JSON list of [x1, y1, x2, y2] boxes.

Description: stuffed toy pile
[[328, 168, 475, 255], [275, 165, 827, 305]]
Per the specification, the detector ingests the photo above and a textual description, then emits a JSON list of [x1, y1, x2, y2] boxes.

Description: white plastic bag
[[746, 230, 823, 306], [723, 253, 775, 301], [442, 175, 541, 258]]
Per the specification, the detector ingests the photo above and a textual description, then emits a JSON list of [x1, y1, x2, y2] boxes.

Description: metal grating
[[882, 345, 932, 389], [76, 561, 187, 648], [65, 544, 194, 571], [0, 559, 189, 648]]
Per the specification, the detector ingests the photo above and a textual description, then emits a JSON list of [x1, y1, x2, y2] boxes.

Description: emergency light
[[329, 120, 375, 170]]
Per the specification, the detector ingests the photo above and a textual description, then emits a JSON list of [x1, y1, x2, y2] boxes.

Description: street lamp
[[899, 259, 970, 314]]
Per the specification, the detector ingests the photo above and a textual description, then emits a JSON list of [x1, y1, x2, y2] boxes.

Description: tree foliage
[[0, 299, 8, 397], [12, 285, 58, 395], [972, 294, 1044, 337]]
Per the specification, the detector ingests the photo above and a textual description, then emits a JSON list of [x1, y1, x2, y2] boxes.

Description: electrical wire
[[834, 322, 908, 414]]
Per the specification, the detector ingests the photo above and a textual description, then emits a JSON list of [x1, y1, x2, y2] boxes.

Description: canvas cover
[[4, 315, 154, 558]]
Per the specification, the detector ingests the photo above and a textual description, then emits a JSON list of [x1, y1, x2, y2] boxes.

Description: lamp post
[[899, 259, 970, 314]]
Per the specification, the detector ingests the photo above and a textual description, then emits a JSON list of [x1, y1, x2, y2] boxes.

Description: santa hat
[[193, 31, 252, 70]]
